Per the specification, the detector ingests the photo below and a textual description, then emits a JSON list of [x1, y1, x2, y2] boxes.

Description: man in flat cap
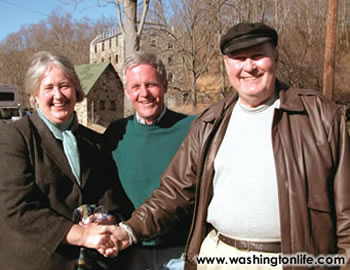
[[105, 22, 350, 269]]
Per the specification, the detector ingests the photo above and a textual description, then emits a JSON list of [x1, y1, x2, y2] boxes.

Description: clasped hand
[[79, 213, 131, 257]]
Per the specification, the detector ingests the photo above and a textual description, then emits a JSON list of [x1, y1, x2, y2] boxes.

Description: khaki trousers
[[197, 230, 283, 270]]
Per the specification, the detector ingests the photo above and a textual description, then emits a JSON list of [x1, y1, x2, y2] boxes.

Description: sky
[[0, 0, 118, 41]]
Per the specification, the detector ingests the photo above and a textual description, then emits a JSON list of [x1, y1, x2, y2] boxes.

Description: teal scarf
[[37, 108, 81, 185]]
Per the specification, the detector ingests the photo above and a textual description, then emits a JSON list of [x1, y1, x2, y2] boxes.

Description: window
[[168, 42, 173, 49], [115, 54, 119, 64], [109, 39, 112, 49], [94, 45, 97, 53], [99, 100, 105, 111], [151, 38, 156, 47], [168, 56, 173, 64], [168, 72, 173, 82], [102, 42, 105, 51], [0, 92, 15, 101], [110, 101, 116, 111]]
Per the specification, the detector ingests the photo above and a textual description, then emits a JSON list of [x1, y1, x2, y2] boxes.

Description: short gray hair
[[25, 51, 85, 103], [123, 51, 167, 87]]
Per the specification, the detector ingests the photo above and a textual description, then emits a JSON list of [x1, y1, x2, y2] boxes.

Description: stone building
[[90, 28, 124, 75], [74, 62, 123, 127]]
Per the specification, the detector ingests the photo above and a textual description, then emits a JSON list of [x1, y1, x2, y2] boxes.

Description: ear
[[124, 86, 131, 100], [34, 95, 39, 104], [223, 56, 230, 72]]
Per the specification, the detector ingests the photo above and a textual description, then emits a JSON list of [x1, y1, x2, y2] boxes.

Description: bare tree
[[0, 31, 34, 106], [116, 0, 150, 56], [1, 0, 350, 111], [65, 0, 150, 56], [149, 0, 229, 111], [275, 0, 328, 89]]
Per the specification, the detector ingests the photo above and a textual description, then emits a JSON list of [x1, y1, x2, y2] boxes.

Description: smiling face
[[224, 42, 278, 107], [125, 63, 167, 124], [35, 64, 76, 124]]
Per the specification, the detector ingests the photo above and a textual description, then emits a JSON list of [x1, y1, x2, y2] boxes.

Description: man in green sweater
[[103, 51, 196, 269]]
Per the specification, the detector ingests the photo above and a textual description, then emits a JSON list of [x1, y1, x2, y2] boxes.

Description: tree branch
[[115, 0, 125, 35], [137, 0, 150, 36]]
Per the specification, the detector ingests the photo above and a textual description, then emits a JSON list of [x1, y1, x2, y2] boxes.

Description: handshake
[[70, 204, 134, 259]]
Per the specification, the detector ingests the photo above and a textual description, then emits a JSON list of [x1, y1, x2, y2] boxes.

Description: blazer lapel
[[75, 129, 97, 188], [30, 113, 79, 185], [79, 144, 92, 188]]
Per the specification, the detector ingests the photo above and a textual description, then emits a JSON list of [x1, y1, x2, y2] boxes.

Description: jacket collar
[[199, 92, 238, 123], [200, 79, 305, 123], [276, 80, 305, 112], [29, 112, 79, 186]]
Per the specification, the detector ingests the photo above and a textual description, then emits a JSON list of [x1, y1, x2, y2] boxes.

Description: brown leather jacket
[[126, 81, 350, 269]]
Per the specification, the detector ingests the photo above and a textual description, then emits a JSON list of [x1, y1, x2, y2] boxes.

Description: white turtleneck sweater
[[207, 95, 281, 241]]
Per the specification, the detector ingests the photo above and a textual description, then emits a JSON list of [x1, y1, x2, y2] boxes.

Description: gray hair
[[25, 51, 85, 103], [123, 51, 167, 87]]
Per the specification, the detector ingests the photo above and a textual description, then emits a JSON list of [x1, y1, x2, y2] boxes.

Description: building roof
[[75, 62, 111, 95]]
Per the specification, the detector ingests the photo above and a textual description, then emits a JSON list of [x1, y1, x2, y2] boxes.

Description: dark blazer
[[0, 112, 133, 270]]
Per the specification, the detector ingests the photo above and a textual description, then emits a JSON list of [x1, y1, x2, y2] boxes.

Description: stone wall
[[75, 99, 88, 126], [90, 33, 124, 75]]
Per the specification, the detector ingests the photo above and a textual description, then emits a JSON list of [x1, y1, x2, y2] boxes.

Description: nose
[[243, 58, 256, 72], [52, 87, 64, 98], [139, 84, 149, 97]]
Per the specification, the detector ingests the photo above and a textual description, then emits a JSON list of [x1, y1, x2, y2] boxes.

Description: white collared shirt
[[136, 106, 167, 125]]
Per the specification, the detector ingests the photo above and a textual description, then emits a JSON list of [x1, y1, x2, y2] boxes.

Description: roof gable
[[75, 62, 112, 95]]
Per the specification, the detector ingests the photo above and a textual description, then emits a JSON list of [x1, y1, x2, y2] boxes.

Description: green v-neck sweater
[[105, 110, 196, 210]]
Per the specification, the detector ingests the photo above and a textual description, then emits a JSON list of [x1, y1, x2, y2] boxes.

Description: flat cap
[[220, 22, 278, 55]]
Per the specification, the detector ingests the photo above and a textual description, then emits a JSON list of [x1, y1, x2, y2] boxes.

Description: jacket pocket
[[307, 193, 331, 213], [307, 193, 336, 254]]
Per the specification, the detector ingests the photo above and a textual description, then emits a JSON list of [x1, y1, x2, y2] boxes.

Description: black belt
[[217, 233, 281, 253]]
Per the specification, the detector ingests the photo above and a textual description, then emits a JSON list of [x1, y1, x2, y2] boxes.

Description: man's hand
[[80, 223, 115, 250], [111, 225, 132, 250], [67, 219, 133, 258], [96, 225, 132, 257]]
